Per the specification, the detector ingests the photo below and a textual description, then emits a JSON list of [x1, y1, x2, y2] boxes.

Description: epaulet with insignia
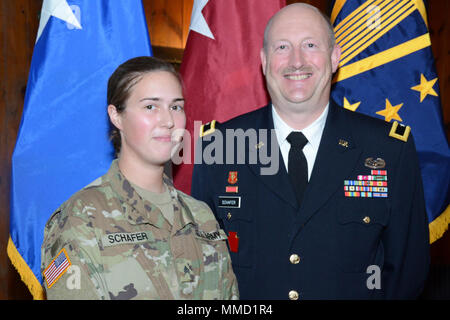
[[200, 120, 217, 137], [389, 121, 410, 142]]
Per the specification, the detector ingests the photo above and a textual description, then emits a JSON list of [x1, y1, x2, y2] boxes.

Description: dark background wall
[[1, 0, 448, 299]]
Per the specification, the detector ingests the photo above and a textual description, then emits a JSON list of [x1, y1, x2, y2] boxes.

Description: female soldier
[[41, 56, 238, 300]]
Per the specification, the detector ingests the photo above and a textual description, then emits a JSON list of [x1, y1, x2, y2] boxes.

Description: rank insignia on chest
[[344, 170, 388, 198], [228, 171, 238, 184]]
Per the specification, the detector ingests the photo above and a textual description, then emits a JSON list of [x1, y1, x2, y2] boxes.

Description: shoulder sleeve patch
[[389, 121, 410, 142], [200, 120, 217, 137], [43, 248, 72, 289]]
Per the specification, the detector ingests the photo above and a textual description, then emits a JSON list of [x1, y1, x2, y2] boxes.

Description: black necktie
[[287, 131, 308, 206]]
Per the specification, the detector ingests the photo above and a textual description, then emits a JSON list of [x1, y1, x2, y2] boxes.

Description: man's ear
[[260, 48, 267, 76], [107, 104, 122, 130], [331, 44, 341, 73]]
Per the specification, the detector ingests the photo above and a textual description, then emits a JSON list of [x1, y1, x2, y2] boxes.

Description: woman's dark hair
[[107, 56, 181, 155]]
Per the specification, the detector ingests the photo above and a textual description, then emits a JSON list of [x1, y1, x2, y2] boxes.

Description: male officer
[[191, 3, 429, 299]]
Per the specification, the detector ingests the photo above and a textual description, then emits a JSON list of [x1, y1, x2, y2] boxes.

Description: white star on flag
[[36, 0, 82, 43], [189, 0, 214, 39]]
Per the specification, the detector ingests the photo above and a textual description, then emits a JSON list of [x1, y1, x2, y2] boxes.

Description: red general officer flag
[[174, 0, 286, 194]]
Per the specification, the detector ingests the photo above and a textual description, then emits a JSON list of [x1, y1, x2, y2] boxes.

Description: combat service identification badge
[[364, 157, 386, 169]]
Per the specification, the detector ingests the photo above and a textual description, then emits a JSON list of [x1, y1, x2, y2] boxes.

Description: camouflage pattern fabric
[[41, 160, 239, 300]]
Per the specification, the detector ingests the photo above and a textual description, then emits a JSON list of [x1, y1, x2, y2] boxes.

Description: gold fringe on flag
[[7, 236, 45, 300], [429, 205, 450, 244]]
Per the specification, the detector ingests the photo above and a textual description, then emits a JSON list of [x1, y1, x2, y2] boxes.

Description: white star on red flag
[[189, 0, 214, 39]]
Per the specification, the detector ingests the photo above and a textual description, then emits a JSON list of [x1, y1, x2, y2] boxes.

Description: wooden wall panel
[[143, 0, 193, 49], [0, 0, 41, 299], [182, 0, 194, 46]]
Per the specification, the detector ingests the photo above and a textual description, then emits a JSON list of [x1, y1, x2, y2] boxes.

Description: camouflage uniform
[[41, 160, 239, 300]]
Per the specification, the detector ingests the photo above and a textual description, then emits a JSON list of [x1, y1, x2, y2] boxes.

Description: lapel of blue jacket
[[246, 104, 299, 209], [246, 102, 362, 219], [296, 100, 362, 225]]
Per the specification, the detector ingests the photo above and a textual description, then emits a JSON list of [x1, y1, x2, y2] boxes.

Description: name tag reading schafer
[[102, 231, 151, 247], [218, 196, 241, 208]]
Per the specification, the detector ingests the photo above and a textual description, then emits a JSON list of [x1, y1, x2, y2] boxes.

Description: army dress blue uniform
[[191, 101, 430, 300]]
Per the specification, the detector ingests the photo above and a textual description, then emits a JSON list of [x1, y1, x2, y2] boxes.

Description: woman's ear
[[107, 104, 122, 130]]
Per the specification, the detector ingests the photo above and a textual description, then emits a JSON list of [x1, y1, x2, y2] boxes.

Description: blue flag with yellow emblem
[[330, 0, 449, 243], [8, 0, 152, 299]]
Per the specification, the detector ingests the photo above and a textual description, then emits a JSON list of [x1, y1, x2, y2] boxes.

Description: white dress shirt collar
[[271, 103, 329, 179], [272, 103, 329, 149]]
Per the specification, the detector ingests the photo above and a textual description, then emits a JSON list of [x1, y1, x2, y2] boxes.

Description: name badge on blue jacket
[[218, 196, 241, 208]]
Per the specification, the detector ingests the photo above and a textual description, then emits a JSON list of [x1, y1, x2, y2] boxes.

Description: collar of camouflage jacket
[[105, 160, 196, 231]]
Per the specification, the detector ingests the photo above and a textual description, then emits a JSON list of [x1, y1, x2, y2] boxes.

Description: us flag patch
[[43, 248, 71, 288]]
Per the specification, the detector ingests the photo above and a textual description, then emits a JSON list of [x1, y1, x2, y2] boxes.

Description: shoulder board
[[389, 121, 410, 142], [200, 120, 217, 137]]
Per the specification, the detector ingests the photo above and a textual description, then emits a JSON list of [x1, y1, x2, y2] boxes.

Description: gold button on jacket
[[289, 254, 300, 264], [288, 290, 299, 300]]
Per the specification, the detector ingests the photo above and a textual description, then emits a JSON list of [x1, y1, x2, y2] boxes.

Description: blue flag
[[8, 0, 152, 299], [330, 0, 449, 243]]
